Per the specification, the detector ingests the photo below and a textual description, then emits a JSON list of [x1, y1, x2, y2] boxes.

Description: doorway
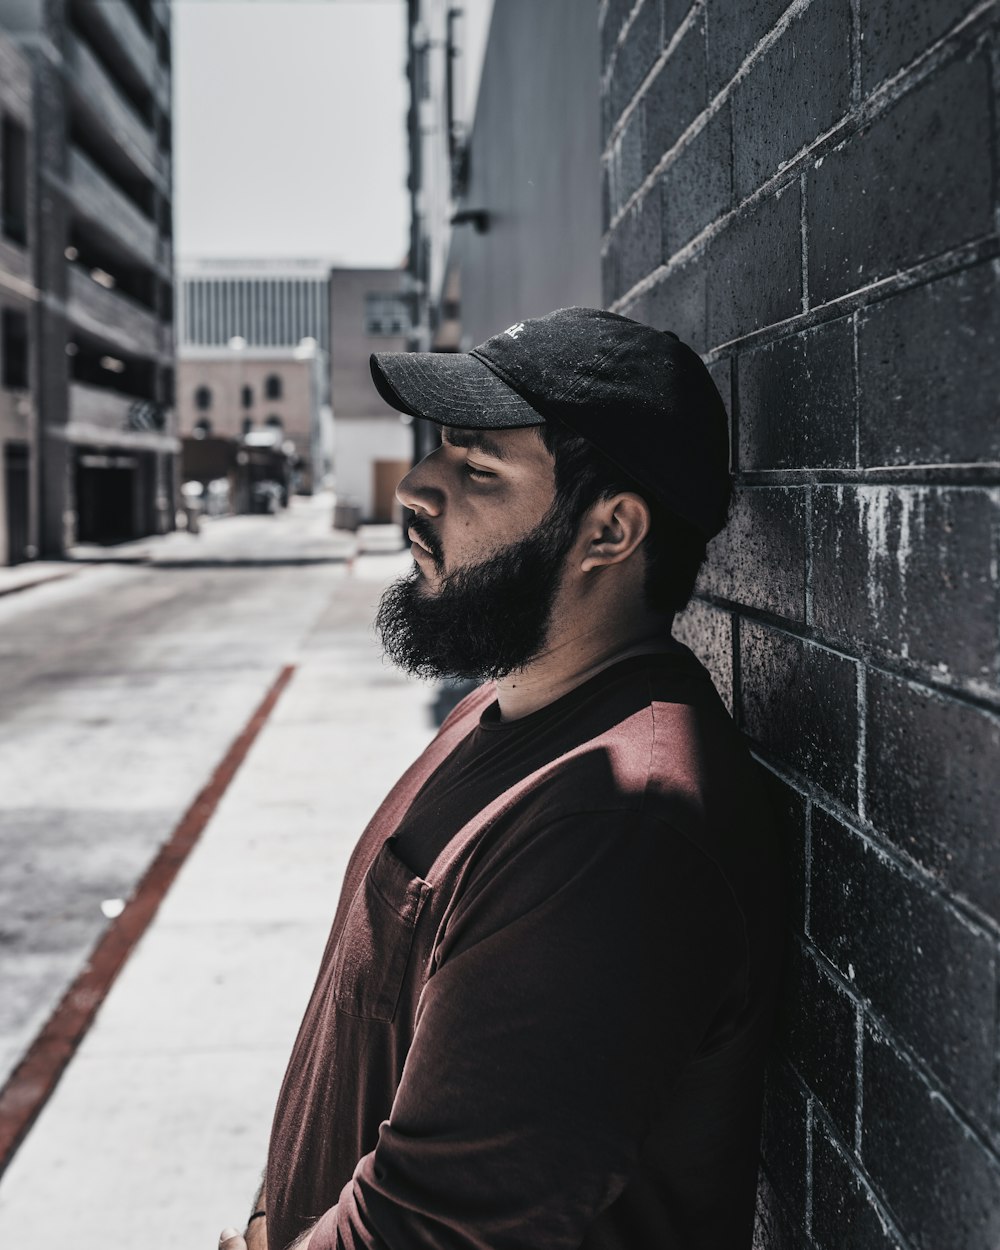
[[75, 452, 137, 544], [4, 441, 29, 565]]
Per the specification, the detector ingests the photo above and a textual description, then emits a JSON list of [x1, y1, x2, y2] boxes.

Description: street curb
[[0, 663, 297, 1178]]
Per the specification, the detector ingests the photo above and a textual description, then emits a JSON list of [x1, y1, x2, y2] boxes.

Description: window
[[241, 384, 253, 409], [365, 293, 410, 337], [242, 416, 253, 435], [2, 308, 29, 389], [1, 117, 28, 246], [265, 414, 283, 428], [265, 373, 282, 400], [194, 385, 212, 410], [193, 417, 212, 437]]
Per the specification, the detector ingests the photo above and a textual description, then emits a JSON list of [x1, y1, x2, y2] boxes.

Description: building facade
[[403, 0, 599, 451], [407, 3, 1000, 1246], [0, 0, 177, 555], [329, 266, 411, 523], [426, 0, 601, 350], [177, 257, 330, 361], [177, 343, 329, 497], [0, 29, 38, 566]]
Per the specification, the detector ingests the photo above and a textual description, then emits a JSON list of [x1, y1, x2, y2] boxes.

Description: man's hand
[[218, 1222, 313, 1250]]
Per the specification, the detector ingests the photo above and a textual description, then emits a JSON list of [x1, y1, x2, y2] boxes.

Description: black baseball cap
[[369, 306, 731, 538]]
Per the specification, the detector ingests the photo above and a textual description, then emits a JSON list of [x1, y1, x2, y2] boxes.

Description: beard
[[375, 506, 579, 682]]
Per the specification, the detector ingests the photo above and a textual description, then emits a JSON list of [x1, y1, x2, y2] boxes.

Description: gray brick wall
[[600, 1, 1000, 1245]]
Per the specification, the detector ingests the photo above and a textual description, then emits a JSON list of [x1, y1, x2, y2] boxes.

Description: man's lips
[[407, 526, 432, 556]]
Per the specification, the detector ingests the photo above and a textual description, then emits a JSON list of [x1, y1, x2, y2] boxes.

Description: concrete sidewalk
[[0, 546, 436, 1249]]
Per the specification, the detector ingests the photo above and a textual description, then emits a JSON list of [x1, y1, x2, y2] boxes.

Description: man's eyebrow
[[441, 427, 512, 462]]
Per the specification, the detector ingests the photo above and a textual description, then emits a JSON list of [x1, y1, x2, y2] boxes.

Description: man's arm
[[305, 811, 743, 1249]]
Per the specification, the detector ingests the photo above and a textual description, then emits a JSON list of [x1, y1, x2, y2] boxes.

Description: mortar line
[[856, 661, 867, 822], [803, 798, 812, 937], [849, 0, 862, 106], [852, 309, 861, 468], [805, 1094, 814, 1236], [800, 171, 809, 312], [855, 1004, 865, 1153]]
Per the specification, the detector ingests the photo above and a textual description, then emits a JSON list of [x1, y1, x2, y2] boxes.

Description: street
[[0, 497, 436, 1247]]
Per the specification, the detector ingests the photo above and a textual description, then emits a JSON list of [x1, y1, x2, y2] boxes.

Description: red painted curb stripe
[[0, 570, 78, 600], [0, 663, 297, 1176]]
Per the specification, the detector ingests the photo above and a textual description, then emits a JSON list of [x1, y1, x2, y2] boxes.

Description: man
[[220, 307, 784, 1250]]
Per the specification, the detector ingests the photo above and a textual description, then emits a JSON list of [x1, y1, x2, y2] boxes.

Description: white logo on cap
[[505, 322, 525, 339]]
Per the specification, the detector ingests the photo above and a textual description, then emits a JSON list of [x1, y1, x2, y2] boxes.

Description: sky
[[172, 0, 411, 266]]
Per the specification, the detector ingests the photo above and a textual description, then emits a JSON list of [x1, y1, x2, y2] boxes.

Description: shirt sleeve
[[307, 808, 746, 1250]]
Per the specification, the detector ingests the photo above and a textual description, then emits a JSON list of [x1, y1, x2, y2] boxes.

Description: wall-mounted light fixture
[[450, 209, 490, 234]]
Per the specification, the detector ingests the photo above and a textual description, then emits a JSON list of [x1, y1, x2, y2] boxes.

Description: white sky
[[172, 0, 410, 266]]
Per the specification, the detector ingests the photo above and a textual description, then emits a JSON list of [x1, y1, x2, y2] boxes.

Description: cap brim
[[370, 351, 545, 429]]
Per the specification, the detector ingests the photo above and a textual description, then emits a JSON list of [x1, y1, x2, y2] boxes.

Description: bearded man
[[220, 308, 784, 1250]]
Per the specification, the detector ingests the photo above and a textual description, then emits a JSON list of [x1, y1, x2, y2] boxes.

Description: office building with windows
[[0, 0, 177, 555], [177, 258, 330, 362]]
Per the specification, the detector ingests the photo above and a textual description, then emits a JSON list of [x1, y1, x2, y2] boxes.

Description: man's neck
[[493, 609, 680, 722]]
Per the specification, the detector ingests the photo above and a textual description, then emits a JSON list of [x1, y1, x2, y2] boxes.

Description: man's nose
[[396, 455, 444, 515]]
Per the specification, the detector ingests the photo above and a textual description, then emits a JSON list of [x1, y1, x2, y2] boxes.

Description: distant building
[[406, 0, 599, 352], [401, 0, 598, 465], [0, 30, 38, 565], [329, 267, 412, 523], [177, 258, 331, 362], [177, 341, 330, 497], [0, 0, 177, 555]]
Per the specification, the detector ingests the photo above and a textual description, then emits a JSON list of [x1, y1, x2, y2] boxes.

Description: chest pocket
[[332, 838, 431, 1023]]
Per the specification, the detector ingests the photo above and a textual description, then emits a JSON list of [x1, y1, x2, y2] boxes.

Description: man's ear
[[579, 493, 651, 572]]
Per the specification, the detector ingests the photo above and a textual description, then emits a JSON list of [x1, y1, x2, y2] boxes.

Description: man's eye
[[464, 464, 496, 481]]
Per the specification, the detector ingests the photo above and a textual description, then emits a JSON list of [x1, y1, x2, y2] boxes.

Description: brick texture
[[773, 940, 858, 1143], [806, 53, 993, 306], [706, 181, 801, 344], [863, 1025, 1000, 1250], [600, 0, 1000, 1243], [857, 264, 1000, 467], [740, 622, 859, 809], [731, 0, 852, 200], [811, 1120, 903, 1250], [865, 674, 1000, 923], [811, 486, 999, 683], [697, 485, 807, 620], [810, 808, 997, 1129], [738, 315, 856, 469], [660, 101, 732, 256]]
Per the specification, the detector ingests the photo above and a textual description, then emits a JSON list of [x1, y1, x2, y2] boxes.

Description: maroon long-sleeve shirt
[[266, 648, 784, 1249]]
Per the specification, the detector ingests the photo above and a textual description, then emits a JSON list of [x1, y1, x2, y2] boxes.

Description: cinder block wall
[[600, 1, 1000, 1246]]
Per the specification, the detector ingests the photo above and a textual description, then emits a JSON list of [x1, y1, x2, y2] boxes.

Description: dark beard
[[375, 507, 579, 682]]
